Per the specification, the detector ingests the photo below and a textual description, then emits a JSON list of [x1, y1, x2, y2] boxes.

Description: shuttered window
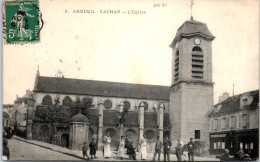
[[213, 119, 218, 131], [231, 116, 236, 130], [226, 117, 230, 130], [242, 114, 249, 129], [191, 46, 204, 79], [222, 118, 226, 130]]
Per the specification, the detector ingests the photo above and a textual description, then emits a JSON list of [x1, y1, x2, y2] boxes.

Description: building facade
[[209, 90, 259, 158], [31, 73, 171, 152], [169, 18, 215, 147], [2, 104, 14, 128], [14, 18, 218, 152]]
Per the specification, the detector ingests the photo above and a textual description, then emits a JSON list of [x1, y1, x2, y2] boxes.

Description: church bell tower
[[169, 18, 215, 146]]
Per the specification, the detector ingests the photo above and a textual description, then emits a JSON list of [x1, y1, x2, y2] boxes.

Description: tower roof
[[71, 113, 89, 123], [170, 19, 215, 47]]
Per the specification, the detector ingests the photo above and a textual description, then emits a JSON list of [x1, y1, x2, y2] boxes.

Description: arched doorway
[[125, 129, 137, 148], [105, 128, 117, 150], [61, 133, 69, 148], [39, 125, 49, 142]]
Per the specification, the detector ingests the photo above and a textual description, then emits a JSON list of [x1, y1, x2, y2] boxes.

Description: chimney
[[219, 92, 229, 102], [26, 89, 30, 94]]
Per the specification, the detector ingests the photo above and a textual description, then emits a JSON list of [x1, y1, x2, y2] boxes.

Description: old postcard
[[2, 0, 259, 161]]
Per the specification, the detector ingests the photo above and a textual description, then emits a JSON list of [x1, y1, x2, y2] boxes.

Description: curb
[[12, 136, 90, 161]]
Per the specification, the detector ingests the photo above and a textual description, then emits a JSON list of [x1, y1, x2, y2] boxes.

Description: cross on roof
[[190, 0, 195, 20]]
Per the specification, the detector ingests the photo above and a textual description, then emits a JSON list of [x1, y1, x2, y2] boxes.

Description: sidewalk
[[13, 136, 219, 161]]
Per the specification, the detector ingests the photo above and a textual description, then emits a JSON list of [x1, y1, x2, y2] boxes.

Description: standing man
[[175, 139, 183, 161], [163, 137, 172, 161], [153, 136, 163, 161], [125, 135, 131, 159], [187, 138, 195, 161]]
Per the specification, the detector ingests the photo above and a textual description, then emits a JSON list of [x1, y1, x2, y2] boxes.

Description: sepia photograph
[[2, 0, 259, 161]]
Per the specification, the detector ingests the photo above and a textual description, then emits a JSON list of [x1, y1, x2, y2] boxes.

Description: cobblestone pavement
[[8, 138, 81, 161]]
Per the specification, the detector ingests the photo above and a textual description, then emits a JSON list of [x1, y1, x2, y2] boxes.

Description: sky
[[3, 0, 259, 104]]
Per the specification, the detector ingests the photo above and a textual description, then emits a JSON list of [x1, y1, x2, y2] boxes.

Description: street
[[7, 136, 219, 161], [8, 138, 82, 161]]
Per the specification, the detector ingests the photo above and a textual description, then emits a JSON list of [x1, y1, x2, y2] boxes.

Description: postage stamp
[[3, 0, 41, 43]]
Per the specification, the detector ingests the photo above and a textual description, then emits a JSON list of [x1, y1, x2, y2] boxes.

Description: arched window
[[174, 50, 180, 83], [123, 101, 131, 110], [191, 46, 204, 79], [192, 46, 202, 52], [104, 100, 113, 109], [42, 95, 52, 105], [62, 96, 72, 106], [143, 102, 148, 111], [125, 129, 136, 141]]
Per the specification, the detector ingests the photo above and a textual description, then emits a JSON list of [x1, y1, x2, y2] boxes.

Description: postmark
[[3, 0, 42, 44]]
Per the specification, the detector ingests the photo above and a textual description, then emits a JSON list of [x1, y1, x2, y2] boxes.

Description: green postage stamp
[[3, 0, 41, 43]]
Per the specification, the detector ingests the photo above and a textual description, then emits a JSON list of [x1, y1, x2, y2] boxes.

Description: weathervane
[[190, 0, 194, 20]]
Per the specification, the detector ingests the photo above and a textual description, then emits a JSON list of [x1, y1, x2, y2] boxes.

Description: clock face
[[194, 38, 201, 45]]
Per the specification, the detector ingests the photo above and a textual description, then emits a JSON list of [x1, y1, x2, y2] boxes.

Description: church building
[[22, 17, 215, 152]]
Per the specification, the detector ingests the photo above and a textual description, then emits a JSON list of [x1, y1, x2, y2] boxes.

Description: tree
[[34, 96, 94, 143], [69, 97, 93, 116], [119, 106, 128, 127]]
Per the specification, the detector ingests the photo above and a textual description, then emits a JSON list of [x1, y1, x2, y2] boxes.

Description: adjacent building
[[13, 90, 34, 134], [3, 104, 14, 128], [209, 90, 259, 158]]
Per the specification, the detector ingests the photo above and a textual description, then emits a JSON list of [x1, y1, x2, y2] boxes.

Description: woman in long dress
[[117, 136, 125, 159], [139, 134, 147, 160], [103, 133, 112, 158]]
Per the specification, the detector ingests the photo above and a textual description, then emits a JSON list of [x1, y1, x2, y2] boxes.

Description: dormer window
[[214, 104, 222, 112], [240, 94, 253, 107], [243, 99, 248, 105]]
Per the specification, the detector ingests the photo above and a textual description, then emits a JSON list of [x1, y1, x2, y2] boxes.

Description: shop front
[[210, 129, 259, 158]]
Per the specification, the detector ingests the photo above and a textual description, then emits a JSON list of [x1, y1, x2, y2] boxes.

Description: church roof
[[34, 76, 170, 101], [209, 90, 259, 117], [170, 19, 215, 47]]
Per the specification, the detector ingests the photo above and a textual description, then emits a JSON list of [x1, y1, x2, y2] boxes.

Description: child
[[82, 142, 90, 159], [89, 139, 98, 159], [182, 149, 189, 161]]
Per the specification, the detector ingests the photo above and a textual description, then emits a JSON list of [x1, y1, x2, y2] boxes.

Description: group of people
[[82, 132, 196, 161], [174, 138, 196, 161], [82, 139, 98, 159], [152, 137, 196, 161], [219, 147, 252, 161]]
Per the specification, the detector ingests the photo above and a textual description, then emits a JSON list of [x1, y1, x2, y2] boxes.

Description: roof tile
[[34, 76, 170, 100]]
